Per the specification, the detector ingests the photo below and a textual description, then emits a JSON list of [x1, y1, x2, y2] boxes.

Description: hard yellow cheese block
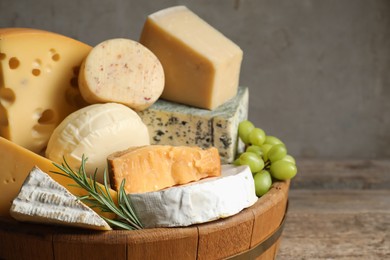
[[0, 137, 117, 218], [140, 6, 243, 110], [108, 145, 221, 194], [0, 28, 91, 153]]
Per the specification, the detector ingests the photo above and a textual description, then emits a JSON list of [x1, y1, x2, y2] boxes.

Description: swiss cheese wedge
[[108, 145, 221, 193], [0, 28, 91, 153]]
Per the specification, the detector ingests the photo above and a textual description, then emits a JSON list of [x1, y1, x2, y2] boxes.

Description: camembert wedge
[[0, 137, 117, 218], [10, 166, 112, 231]]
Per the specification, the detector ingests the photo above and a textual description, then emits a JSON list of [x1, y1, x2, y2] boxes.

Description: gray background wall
[[1, 0, 389, 160]]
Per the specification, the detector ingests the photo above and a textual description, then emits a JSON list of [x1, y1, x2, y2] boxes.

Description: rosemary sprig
[[51, 155, 143, 230]]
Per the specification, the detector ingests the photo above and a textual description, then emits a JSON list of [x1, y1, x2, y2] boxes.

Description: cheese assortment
[[138, 86, 248, 163], [10, 166, 112, 231], [0, 5, 286, 234], [78, 38, 164, 111], [129, 165, 257, 228], [108, 145, 221, 193], [45, 102, 150, 183], [140, 5, 243, 110], [0, 28, 91, 154]]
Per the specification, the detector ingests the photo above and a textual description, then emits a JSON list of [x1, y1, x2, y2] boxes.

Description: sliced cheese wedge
[[0, 136, 117, 218], [10, 166, 111, 231], [108, 145, 221, 194], [129, 164, 257, 228]]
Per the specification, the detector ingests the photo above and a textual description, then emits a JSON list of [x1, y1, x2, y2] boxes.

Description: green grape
[[281, 154, 296, 165], [239, 152, 264, 173], [253, 170, 272, 196], [270, 160, 297, 180], [260, 144, 273, 162], [238, 120, 255, 145], [268, 144, 287, 163], [248, 128, 266, 146], [264, 136, 284, 146], [233, 158, 241, 166], [246, 145, 263, 157]]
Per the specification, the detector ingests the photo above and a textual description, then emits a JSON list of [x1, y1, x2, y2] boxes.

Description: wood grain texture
[[53, 230, 127, 260], [125, 227, 199, 260], [251, 181, 289, 246], [0, 218, 54, 260], [291, 159, 390, 189], [277, 189, 390, 259], [197, 205, 254, 260]]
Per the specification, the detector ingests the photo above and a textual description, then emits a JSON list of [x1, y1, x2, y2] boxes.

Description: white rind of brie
[[129, 165, 258, 228], [10, 166, 111, 231]]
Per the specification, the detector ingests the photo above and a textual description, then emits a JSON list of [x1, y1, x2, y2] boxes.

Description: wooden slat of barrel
[[197, 205, 254, 259], [125, 227, 199, 259], [53, 229, 128, 259], [252, 181, 289, 245], [252, 181, 289, 260], [0, 217, 54, 260]]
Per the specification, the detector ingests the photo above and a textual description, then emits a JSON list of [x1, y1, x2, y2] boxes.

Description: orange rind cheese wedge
[[108, 145, 221, 194]]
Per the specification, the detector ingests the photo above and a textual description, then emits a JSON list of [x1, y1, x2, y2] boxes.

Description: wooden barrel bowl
[[0, 180, 289, 260]]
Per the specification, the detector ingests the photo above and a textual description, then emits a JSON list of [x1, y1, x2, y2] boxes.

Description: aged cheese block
[[138, 86, 248, 163], [129, 164, 257, 228], [0, 28, 91, 153], [10, 166, 111, 231], [46, 103, 150, 183], [0, 137, 117, 217], [78, 38, 164, 111], [108, 145, 221, 193], [140, 5, 243, 110]]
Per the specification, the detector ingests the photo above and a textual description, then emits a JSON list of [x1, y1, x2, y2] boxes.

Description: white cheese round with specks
[[46, 103, 150, 182], [129, 164, 257, 228]]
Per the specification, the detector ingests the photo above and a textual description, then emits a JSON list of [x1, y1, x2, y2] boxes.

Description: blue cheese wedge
[[9, 166, 111, 231], [129, 164, 257, 228], [138, 87, 248, 163]]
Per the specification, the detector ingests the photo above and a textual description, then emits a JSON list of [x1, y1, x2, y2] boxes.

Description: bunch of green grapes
[[235, 120, 297, 197]]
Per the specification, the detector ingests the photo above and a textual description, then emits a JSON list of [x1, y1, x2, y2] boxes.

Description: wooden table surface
[[277, 160, 390, 260]]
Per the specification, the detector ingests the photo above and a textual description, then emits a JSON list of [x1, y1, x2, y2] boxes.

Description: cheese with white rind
[[138, 87, 248, 163], [46, 103, 150, 183], [10, 166, 111, 231], [129, 164, 257, 228], [0, 28, 91, 153], [140, 6, 243, 110], [78, 38, 164, 111], [0, 137, 117, 218]]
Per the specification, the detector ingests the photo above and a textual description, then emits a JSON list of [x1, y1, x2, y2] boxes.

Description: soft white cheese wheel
[[129, 164, 257, 228], [46, 103, 150, 182], [78, 38, 165, 111]]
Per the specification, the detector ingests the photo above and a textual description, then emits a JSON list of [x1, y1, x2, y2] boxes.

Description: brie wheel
[[129, 164, 257, 228]]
